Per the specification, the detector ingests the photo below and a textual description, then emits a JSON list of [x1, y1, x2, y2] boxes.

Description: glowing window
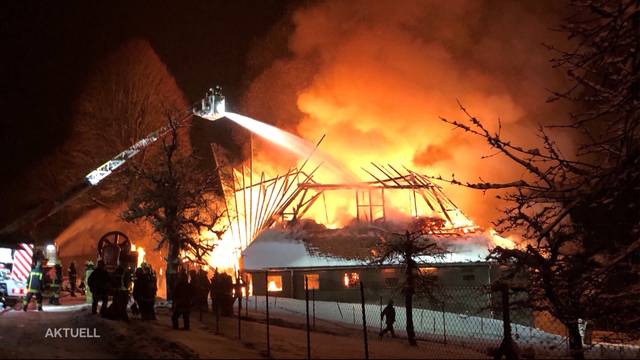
[[420, 267, 437, 275], [267, 275, 283, 292], [343, 272, 359, 288], [304, 274, 319, 290]]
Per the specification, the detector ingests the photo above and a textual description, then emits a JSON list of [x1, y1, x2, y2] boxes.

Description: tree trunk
[[165, 207, 180, 302], [405, 257, 417, 346], [493, 284, 518, 360], [567, 321, 585, 360], [166, 238, 179, 301]]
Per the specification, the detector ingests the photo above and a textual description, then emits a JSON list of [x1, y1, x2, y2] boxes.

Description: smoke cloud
[[242, 0, 571, 227], [244, 1, 571, 226]]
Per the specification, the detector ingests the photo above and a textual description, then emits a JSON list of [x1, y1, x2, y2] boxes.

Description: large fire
[[198, 1, 556, 272], [201, 111, 519, 273]]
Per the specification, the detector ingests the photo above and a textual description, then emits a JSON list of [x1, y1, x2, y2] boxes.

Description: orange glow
[[268, 275, 283, 292], [489, 229, 517, 249], [136, 247, 146, 268], [343, 272, 359, 287], [130, 244, 146, 268]]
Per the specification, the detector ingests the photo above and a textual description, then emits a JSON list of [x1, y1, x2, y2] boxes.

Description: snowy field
[[242, 296, 640, 359]]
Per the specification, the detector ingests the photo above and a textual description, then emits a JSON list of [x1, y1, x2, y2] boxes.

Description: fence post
[[493, 283, 518, 360], [312, 288, 316, 329], [238, 291, 242, 340], [442, 302, 447, 345], [360, 281, 369, 360], [352, 305, 356, 324], [305, 276, 311, 360], [215, 297, 220, 334], [379, 297, 383, 334], [265, 271, 270, 358], [336, 301, 344, 319], [237, 272, 242, 340]]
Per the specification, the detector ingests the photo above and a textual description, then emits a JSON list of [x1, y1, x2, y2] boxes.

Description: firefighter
[[220, 272, 234, 316], [49, 259, 62, 305], [188, 269, 199, 304], [106, 265, 129, 321], [234, 274, 244, 312], [88, 260, 109, 315], [171, 269, 193, 330], [135, 263, 157, 320], [68, 261, 77, 297], [132, 265, 145, 317], [197, 268, 210, 312], [379, 300, 397, 338], [146, 263, 158, 320], [81, 261, 95, 303], [209, 269, 219, 314], [23, 261, 44, 311]]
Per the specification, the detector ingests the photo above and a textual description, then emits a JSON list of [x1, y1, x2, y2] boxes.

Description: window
[[343, 272, 359, 288], [384, 277, 399, 288], [267, 275, 283, 292], [304, 274, 320, 290], [462, 274, 476, 281], [419, 267, 437, 274]]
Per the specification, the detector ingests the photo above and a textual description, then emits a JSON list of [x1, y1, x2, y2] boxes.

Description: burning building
[[207, 150, 514, 314]]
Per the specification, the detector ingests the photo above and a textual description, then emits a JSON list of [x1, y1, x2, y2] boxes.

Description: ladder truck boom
[[0, 87, 225, 243]]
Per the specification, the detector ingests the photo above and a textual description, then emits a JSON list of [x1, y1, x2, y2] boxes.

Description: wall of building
[[244, 262, 512, 319]]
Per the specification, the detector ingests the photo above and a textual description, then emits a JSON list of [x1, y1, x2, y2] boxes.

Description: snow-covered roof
[[241, 228, 492, 270], [242, 230, 364, 270]]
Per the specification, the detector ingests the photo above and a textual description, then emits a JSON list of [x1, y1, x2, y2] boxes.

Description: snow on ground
[[198, 302, 489, 359], [0, 296, 260, 359], [1, 293, 488, 359], [242, 295, 640, 359]]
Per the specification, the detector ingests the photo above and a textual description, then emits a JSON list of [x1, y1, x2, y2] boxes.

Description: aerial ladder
[[0, 87, 226, 244]]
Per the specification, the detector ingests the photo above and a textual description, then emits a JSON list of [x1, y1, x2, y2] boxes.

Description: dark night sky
[[1, 0, 297, 190]]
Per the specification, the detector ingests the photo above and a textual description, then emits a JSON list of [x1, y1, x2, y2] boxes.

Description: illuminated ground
[[0, 295, 488, 359]]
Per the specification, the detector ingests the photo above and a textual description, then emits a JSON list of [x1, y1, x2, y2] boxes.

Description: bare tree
[[122, 115, 225, 301], [370, 221, 445, 346], [1, 39, 190, 241], [434, 2, 640, 358]]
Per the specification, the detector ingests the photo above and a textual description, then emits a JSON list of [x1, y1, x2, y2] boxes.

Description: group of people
[[22, 259, 80, 311], [23, 257, 252, 334], [170, 267, 240, 330], [23, 258, 399, 340], [86, 260, 157, 322]]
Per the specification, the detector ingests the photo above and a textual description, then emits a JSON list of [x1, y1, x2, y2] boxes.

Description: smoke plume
[[242, 0, 571, 227]]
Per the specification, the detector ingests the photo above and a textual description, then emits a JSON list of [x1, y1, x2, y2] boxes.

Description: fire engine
[[0, 243, 59, 307]]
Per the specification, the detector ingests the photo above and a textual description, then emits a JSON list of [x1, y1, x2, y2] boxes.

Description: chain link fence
[[194, 282, 639, 359]]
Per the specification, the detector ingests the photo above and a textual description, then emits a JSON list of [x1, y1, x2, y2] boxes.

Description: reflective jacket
[[27, 267, 44, 293]]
